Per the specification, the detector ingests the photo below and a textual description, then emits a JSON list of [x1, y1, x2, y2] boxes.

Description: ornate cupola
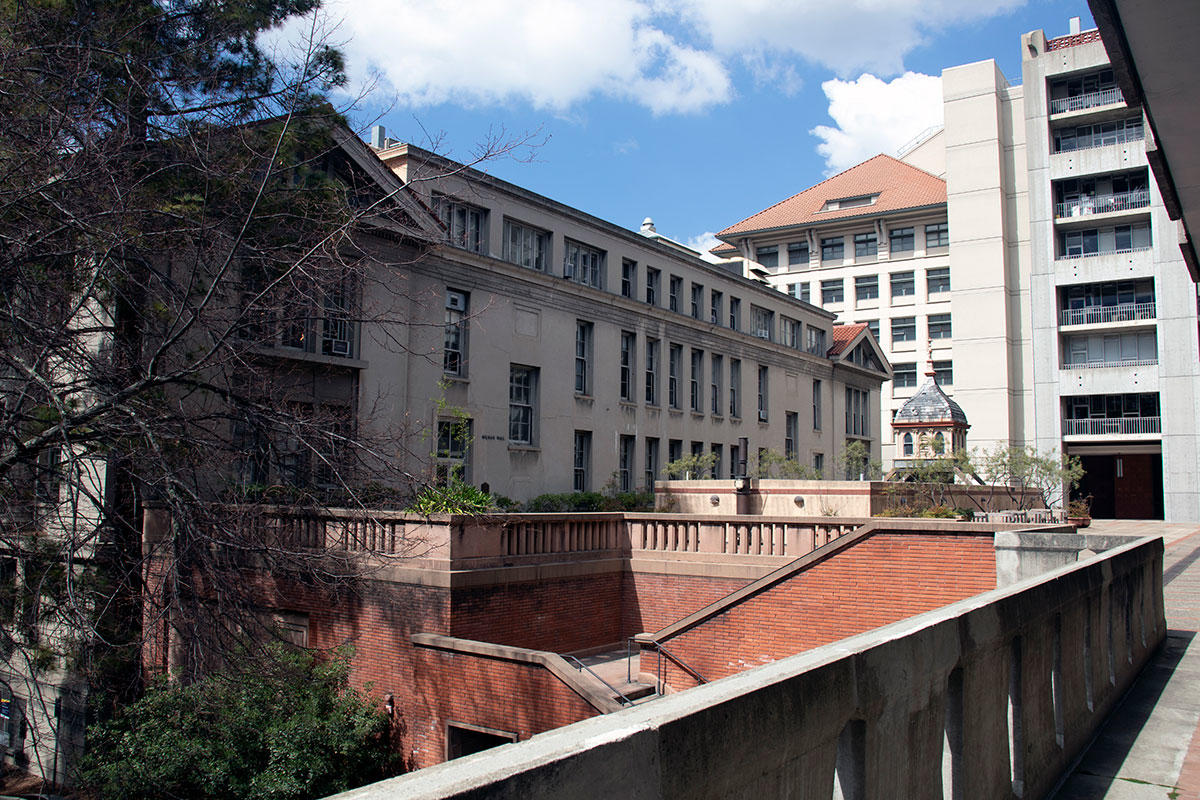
[[892, 345, 969, 464]]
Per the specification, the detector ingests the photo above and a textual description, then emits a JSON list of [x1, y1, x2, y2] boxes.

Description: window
[[437, 195, 487, 253], [933, 360, 953, 386], [893, 362, 917, 388], [646, 267, 661, 306], [813, 452, 824, 477], [436, 418, 472, 483], [854, 232, 878, 258], [669, 275, 682, 312], [729, 359, 741, 418], [821, 279, 844, 305], [321, 277, 355, 357], [756, 246, 779, 268], [757, 365, 769, 422], [788, 241, 809, 266], [891, 271, 915, 298], [927, 267, 950, 294], [503, 219, 549, 270], [710, 354, 723, 415], [781, 317, 802, 348], [621, 259, 637, 298], [845, 388, 869, 437], [645, 438, 660, 488], [892, 316, 916, 343], [508, 365, 538, 444], [620, 331, 636, 401], [443, 289, 468, 376], [573, 431, 591, 491], [785, 412, 798, 459], [575, 322, 593, 395], [668, 439, 682, 466], [668, 344, 682, 409], [890, 226, 914, 253], [787, 283, 802, 300], [821, 236, 844, 261], [710, 445, 723, 479], [730, 443, 741, 478], [710, 290, 723, 325], [752, 305, 774, 340], [903, 432, 914, 457], [729, 297, 741, 330], [855, 275, 878, 301], [798, 283, 810, 303], [691, 283, 704, 319], [806, 326, 827, 356], [564, 239, 604, 288], [690, 349, 704, 412], [645, 338, 660, 405], [619, 435, 636, 491], [864, 319, 880, 340], [812, 378, 822, 430], [926, 222, 949, 249], [929, 313, 952, 339]]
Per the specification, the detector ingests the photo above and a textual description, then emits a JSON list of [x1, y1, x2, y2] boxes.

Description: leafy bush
[[77, 647, 394, 800], [406, 480, 497, 514]]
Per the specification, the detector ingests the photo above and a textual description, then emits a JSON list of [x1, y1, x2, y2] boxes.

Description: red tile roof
[[828, 323, 867, 357], [710, 242, 738, 256], [716, 154, 946, 238]]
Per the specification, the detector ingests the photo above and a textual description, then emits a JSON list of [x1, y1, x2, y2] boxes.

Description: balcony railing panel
[[1049, 86, 1125, 114], [1056, 245, 1151, 261], [1063, 416, 1161, 436], [1055, 190, 1151, 219], [1055, 128, 1145, 154], [1062, 356, 1158, 369], [1059, 302, 1156, 326]]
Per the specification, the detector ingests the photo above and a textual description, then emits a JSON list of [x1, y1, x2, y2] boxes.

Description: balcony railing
[[1059, 301, 1156, 326], [1062, 356, 1157, 370], [1055, 127, 1144, 154], [1056, 244, 1151, 261], [1055, 190, 1150, 219], [1064, 416, 1161, 436], [1049, 86, 1125, 115]]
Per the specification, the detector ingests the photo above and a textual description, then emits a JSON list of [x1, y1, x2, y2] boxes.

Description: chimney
[[1069, 16, 1081, 35], [370, 125, 388, 149]]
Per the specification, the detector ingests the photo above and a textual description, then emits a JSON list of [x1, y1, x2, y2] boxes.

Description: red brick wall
[[406, 648, 600, 770], [657, 532, 996, 689], [622, 572, 752, 636]]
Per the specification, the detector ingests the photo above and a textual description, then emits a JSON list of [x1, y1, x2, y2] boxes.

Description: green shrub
[[406, 480, 497, 514]]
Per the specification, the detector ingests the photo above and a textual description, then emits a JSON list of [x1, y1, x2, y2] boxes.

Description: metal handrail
[[634, 638, 709, 695], [1055, 190, 1150, 219], [1063, 416, 1161, 436], [1049, 86, 1124, 114], [561, 654, 635, 706], [1058, 302, 1156, 326], [1056, 245, 1151, 261], [1062, 356, 1157, 370], [1056, 127, 1144, 153]]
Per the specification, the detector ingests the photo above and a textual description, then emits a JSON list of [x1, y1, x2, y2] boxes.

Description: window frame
[[508, 365, 538, 445]]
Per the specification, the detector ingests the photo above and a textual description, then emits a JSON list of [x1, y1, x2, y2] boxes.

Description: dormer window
[[821, 194, 878, 212]]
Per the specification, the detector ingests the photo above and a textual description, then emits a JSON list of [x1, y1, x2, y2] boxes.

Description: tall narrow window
[[508, 365, 538, 444], [575, 322, 593, 395], [669, 275, 682, 311], [751, 305, 774, 340], [436, 419, 472, 483], [729, 359, 741, 418], [621, 259, 636, 298], [668, 344, 682, 409], [690, 348, 704, 412], [645, 338, 660, 405], [812, 379, 822, 430], [757, 365, 769, 422], [710, 354, 723, 415], [321, 277, 355, 357], [729, 297, 741, 330], [620, 331, 636, 401], [443, 289, 468, 376], [644, 437, 660, 488], [710, 290, 723, 325], [619, 435, 636, 491], [668, 438, 682, 465], [646, 267, 661, 306], [691, 283, 704, 319], [785, 412, 798, 459], [710, 444, 723, 479], [573, 431, 591, 491]]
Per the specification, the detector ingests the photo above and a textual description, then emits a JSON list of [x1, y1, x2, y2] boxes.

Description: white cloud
[[671, 0, 1025, 78], [321, 0, 731, 114], [810, 72, 944, 174], [685, 231, 725, 262]]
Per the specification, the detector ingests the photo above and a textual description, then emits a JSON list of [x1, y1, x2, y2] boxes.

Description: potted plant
[[1067, 496, 1092, 528]]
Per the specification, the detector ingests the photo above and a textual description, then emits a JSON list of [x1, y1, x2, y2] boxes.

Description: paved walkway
[[1052, 520, 1200, 800]]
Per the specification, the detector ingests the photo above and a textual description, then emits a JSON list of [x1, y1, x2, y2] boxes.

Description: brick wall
[[622, 572, 752, 636], [655, 532, 996, 689]]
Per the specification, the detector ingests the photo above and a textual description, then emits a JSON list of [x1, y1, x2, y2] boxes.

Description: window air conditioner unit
[[446, 292, 466, 312], [759, 411, 769, 422], [328, 338, 350, 357]]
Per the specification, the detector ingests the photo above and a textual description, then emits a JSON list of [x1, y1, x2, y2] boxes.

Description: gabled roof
[[828, 323, 867, 357], [894, 377, 969, 427], [828, 323, 891, 379], [716, 155, 946, 238]]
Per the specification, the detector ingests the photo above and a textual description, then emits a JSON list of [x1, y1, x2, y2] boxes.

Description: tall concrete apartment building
[[717, 19, 1200, 521]]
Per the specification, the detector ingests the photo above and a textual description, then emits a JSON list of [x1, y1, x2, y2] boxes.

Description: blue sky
[[320, 0, 1096, 253]]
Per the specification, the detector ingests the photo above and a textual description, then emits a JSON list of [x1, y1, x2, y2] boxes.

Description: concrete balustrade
[[329, 533, 1164, 800]]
